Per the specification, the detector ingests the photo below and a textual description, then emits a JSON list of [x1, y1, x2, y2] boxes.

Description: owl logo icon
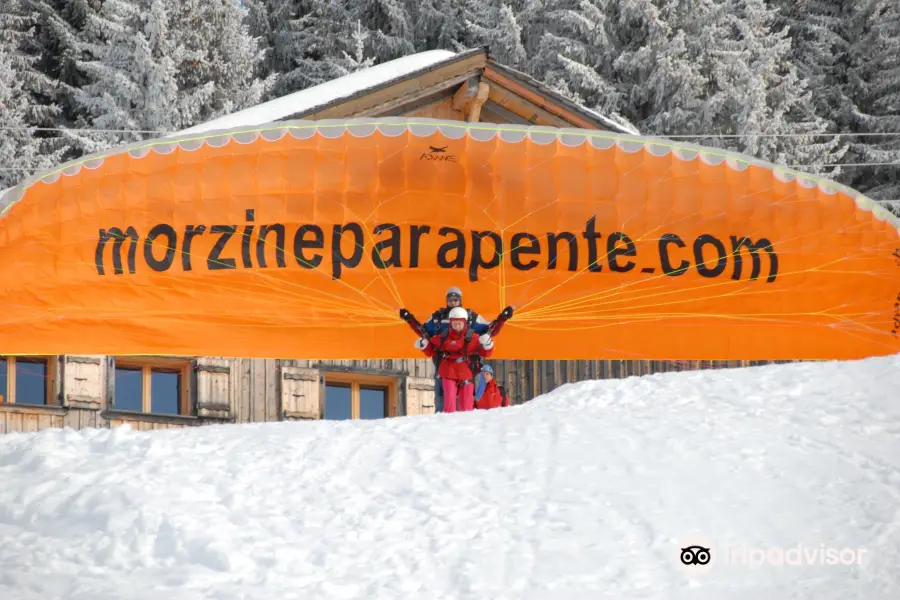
[[680, 545, 711, 566]]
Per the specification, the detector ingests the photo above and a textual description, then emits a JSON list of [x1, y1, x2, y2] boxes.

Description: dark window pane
[[115, 367, 143, 412], [359, 386, 386, 419], [325, 383, 351, 420], [0, 358, 7, 402], [151, 370, 181, 415], [16, 359, 47, 405]]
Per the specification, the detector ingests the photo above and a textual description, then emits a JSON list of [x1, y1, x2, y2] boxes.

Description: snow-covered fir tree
[[0, 0, 896, 202], [530, 0, 703, 134], [2, 0, 108, 162], [409, 0, 467, 52], [615, 1, 707, 137], [769, 0, 856, 124], [340, 19, 377, 73], [75, 0, 175, 145], [167, 0, 274, 127], [845, 0, 900, 205], [767, 0, 853, 176], [465, 0, 527, 70], [75, 0, 270, 146], [260, 0, 374, 99], [342, 0, 415, 62], [0, 32, 59, 188]]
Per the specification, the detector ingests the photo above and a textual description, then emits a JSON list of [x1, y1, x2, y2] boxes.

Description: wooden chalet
[[0, 47, 778, 435]]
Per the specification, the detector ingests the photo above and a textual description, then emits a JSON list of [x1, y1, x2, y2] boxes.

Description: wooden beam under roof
[[483, 64, 596, 129], [467, 82, 490, 122], [450, 77, 491, 122], [479, 100, 533, 125], [452, 77, 480, 111], [352, 72, 476, 117], [382, 89, 463, 119], [296, 49, 489, 120], [486, 85, 574, 128]]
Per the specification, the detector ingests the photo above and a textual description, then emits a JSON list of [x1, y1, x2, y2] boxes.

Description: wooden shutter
[[63, 355, 103, 409], [194, 358, 231, 419], [281, 366, 321, 420], [405, 376, 435, 415]]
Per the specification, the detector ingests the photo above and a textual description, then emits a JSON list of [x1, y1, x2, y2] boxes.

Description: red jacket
[[476, 379, 509, 410], [422, 328, 493, 381]]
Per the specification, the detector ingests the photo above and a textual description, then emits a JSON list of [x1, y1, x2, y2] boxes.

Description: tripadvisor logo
[[681, 545, 711, 566], [676, 537, 869, 574]]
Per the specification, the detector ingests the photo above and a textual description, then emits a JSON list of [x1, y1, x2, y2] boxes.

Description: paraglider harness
[[434, 307, 482, 387], [399, 304, 514, 393]]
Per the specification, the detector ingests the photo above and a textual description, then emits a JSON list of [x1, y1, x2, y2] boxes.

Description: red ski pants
[[441, 378, 474, 412]]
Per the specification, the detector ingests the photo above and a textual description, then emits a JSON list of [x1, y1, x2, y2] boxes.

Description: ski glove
[[414, 338, 429, 350], [479, 333, 493, 349]]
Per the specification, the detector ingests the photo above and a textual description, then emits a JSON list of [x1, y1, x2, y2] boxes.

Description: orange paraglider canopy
[[0, 118, 898, 360]]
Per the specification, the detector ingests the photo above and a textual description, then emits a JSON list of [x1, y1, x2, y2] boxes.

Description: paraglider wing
[[0, 118, 897, 360]]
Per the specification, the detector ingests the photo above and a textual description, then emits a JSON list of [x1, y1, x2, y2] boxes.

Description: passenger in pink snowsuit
[[415, 306, 494, 412]]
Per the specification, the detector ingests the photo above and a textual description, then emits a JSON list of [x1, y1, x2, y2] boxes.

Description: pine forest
[[0, 0, 897, 211]]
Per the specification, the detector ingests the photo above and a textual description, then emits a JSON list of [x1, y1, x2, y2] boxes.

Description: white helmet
[[448, 307, 468, 321]]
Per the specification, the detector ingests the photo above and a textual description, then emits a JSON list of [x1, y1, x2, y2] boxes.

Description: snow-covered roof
[[583, 107, 639, 136], [172, 48, 639, 138], [484, 60, 640, 136], [172, 50, 457, 137]]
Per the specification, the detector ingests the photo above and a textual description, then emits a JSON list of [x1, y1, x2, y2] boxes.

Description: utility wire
[[657, 132, 900, 139], [1, 127, 897, 175], [0, 164, 892, 171], [0, 126, 171, 134], [3, 126, 900, 138]]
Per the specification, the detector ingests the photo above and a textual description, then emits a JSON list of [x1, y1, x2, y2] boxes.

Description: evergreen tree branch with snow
[[0, 0, 896, 205]]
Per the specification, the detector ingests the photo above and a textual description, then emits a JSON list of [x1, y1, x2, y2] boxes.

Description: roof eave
[[484, 60, 637, 135]]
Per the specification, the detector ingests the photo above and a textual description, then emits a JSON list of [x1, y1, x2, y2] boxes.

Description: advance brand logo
[[420, 145, 458, 162]]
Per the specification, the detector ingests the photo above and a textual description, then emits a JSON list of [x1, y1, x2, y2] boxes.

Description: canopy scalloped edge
[[1, 117, 898, 233]]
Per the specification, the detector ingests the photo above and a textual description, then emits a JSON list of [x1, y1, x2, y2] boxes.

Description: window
[[0, 356, 56, 405], [323, 372, 397, 420], [112, 357, 191, 416], [359, 386, 387, 419], [325, 382, 352, 420]]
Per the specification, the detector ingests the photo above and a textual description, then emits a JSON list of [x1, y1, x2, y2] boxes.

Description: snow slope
[[1, 355, 899, 600], [171, 50, 457, 137]]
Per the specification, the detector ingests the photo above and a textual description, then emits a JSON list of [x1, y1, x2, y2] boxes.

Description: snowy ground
[[1, 355, 899, 600]]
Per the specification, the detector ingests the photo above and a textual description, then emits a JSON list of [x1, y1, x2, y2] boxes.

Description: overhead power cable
[[2, 126, 900, 138]]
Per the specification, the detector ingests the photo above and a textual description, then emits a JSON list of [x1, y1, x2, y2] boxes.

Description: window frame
[[323, 371, 398, 419], [0, 355, 58, 406], [112, 356, 192, 416]]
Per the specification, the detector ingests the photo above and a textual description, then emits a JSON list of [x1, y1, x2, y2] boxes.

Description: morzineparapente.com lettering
[[94, 209, 779, 283]]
